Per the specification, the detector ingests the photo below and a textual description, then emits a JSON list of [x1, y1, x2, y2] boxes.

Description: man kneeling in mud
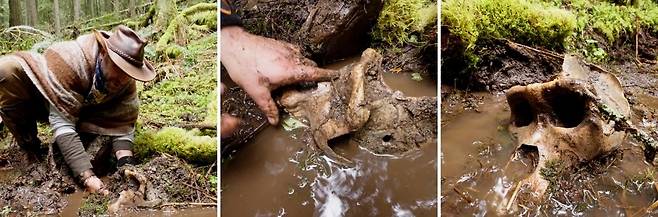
[[0, 25, 155, 195]]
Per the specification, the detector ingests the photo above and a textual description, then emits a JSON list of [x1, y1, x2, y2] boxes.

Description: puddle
[[441, 88, 658, 216], [221, 56, 437, 216], [60, 191, 217, 216]]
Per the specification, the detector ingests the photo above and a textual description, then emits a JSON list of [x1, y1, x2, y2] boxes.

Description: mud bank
[[441, 28, 658, 213], [0, 142, 216, 216]]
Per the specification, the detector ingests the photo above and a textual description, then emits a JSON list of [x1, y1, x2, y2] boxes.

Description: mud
[[80, 154, 216, 216], [234, 0, 383, 63], [0, 138, 216, 216], [220, 84, 268, 156], [441, 32, 658, 214], [442, 39, 562, 91]]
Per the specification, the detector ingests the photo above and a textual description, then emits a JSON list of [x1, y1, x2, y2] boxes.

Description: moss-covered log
[[134, 127, 217, 164], [155, 3, 216, 57]]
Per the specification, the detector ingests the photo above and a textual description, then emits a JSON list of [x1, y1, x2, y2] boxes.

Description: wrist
[[80, 169, 95, 183]]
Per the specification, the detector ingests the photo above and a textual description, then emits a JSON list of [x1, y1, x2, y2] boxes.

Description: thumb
[[220, 114, 240, 138], [244, 85, 279, 125]]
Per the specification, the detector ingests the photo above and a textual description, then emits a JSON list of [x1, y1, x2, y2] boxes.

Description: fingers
[[291, 65, 338, 83], [244, 84, 279, 125], [221, 114, 240, 138]]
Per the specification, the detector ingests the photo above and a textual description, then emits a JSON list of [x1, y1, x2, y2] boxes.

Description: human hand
[[220, 83, 240, 138], [84, 176, 109, 195], [221, 26, 337, 124]]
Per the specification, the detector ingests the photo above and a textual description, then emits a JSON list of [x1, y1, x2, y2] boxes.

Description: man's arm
[[49, 105, 107, 195], [111, 132, 136, 167]]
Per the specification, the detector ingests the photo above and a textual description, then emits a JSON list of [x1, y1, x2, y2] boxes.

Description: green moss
[[203, 89, 217, 126], [546, 0, 658, 43], [139, 34, 216, 127], [442, 0, 576, 51], [78, 195, 110, 215], [373, 0, 438, 46], [134, 127, 216, 164], [443, 0, 658, 63], [539, 159, 565, 193]]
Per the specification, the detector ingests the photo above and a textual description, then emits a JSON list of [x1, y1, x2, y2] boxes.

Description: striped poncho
[[8, 33, 139, 136]]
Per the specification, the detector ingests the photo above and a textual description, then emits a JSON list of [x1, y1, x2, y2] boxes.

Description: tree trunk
[[53, 0, 61, 34], [74, 0, 81, 22], [26, 0, 38, 27], [113, 0, 121, 13], [155, 0, 178, 31], [8, 0, 22, 27], [128, 0, 136, 17]]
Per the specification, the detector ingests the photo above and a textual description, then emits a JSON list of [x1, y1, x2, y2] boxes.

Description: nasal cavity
[[507, 93, 535, 127], [382, 134, 392, 142], [516, 144, 539, 170], [543, 86, 587, 128]]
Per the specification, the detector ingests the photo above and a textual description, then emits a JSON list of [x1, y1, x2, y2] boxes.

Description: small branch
[[159, 202, 216, 207], [181, 182, 217, 202]]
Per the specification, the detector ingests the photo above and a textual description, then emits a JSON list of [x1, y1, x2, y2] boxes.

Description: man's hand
[[85, 176, 109, 195], [221, 26, 337, 125]]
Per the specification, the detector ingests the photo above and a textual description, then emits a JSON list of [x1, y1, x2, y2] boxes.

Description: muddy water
[[60, 191, 217, 216], [441, 89, 658, 216], [221, 57, 437, 216]]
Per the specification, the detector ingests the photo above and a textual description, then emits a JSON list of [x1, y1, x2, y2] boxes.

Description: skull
[[505, 55, 631, 196]]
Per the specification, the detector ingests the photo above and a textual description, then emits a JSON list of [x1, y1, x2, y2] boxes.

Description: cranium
[[505, 55, 631, 196]]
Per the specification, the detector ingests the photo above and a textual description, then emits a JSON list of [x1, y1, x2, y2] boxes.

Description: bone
[[504, 54, 631, 199]]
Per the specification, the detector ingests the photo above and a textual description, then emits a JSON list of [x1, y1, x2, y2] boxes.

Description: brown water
[[221, 57, 438, 217], [60, 192, 217, 216], [441, 89, 658, 216]]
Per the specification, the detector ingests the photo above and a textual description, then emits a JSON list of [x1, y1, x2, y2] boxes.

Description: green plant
[[582, 39, 607, 62], [373, 0, 438, 46], [442, 0, 576, 51], [134, 126, 217, 164]]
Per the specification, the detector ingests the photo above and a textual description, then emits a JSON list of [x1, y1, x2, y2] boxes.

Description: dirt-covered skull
[[505, 55, 631, 196]]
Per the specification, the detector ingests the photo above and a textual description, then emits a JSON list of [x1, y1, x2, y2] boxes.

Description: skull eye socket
[[507, 94, 534, 127], [543, 86, 587, 128]]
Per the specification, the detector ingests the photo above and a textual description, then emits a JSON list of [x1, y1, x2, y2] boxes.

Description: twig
[[159, 202, 216, 207], [635, 16, 640, 64], [504, 39, 563, 60], [204, 162, 216, 179], [506, 181, 523, 211], [453, 186, 473, 204], [181, 182, 217, 202]]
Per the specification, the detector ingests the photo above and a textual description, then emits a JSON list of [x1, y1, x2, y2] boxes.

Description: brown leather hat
[[93, 25, 155, 82]]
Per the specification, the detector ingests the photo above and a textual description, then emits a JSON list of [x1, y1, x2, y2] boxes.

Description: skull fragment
[[505, 55, 631, 196]]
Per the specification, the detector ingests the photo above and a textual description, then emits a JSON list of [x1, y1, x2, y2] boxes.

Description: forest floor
[[0, 1, 217, 216]]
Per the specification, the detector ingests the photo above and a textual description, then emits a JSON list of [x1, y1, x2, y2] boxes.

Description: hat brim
[[94, 30, 156, 82], [107, 50, 156, 82]]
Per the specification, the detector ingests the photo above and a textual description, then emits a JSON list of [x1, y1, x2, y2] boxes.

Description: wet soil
[[442, 39, 562, 91], [233, 0, 384, 63], [441, 24, 658, 217], [0, 141, 216, 216], [221, 57, 437, 216], [441, 78, 658, 215]]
